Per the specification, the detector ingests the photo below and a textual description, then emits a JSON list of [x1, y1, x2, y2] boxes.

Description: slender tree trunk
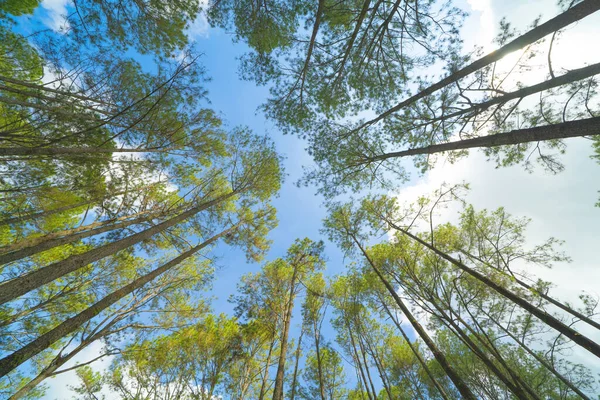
[[0, 276, 95, 328], [356, 335, 378, 398], [460, 249, 600, 331], [389, 222, 600, 359], [259, 333, 277, 400], [0, 226, 234, 377], [0, 208, 169, 266], [313, 321, 326, 400], [356, 0, 600, 130], [451, 295, 542, 400], [272, 265, 299, 400], [0, 190, 240, 306], [412, 62, 600, 128], [359, 329, 393, 400], [483, 308, 591, 400], [428, 297, 534, 399], [0, 146, 173, 157], [289, 328, 304, 400], [369, 116, 600, 163], [351, 235, 477, 400], [0, 198, 95, 227], [9, 323, 115, 399], [0, 186, 137, 227], [347, 322, 374, 400], [378, 300, 435, 400]]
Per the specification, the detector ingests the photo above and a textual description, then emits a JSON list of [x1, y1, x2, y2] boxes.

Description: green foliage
[[0, 0, 40, 16], [300, 345, 347, 400]]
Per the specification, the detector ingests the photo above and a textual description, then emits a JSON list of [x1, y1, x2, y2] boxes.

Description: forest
[[0, 0, 599, 398]]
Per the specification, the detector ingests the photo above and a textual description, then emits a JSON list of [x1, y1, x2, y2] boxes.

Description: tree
[[300, 345, 347, 400]]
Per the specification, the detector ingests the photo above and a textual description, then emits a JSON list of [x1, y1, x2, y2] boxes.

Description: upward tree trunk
[[460, 248, 600, 331], [272, 265, 299, 400], [289, 328, 304, 400], [9, 323, 116, 399], [412, 62, 600, 129], [427, 296, 535, 399], [0, 208, 172, 266], [0, 186, 137, 227], [345, 319, 374, 400], [378, 300, 434, 400], [259, 332, 277, 400], [351, 235, 477, 400], [388, 221, 600, 359], [0, 146, 174, 157], [0, 190, 239, 306], [356, 335, 378, 398], [355, 0, 600, 131], [313, 319, 326, 400], [0, 226, 235, 377], [0, 199, 95, 227], [481, 307, 592, 400], [368, 116, 600, 163]]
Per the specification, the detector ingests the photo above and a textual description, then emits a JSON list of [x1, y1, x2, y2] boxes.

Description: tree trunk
[[0, 208, 169, 266], [347, 321, 374, 400], [390, 222, 600, 359], [356, 0, 600, 130], [412, 62, 600, 128], [483, 307, 592, 400], [370, 116, 600, 163], [0, 198, 95, 227], [0, 146, 173, 157], [359, 328, 393, 400], [0, 226, 234, 377], [356, 335, 378, 398], [272, 264, 299, 400], [0, 190, 239, 306], [352, 235, 477, 400], [0, 186, 137, 227], [259, 333, 277, 400], [428, 297, 535, 399], [313, 320, 326, 400], [289, 328, 304, 400], [9, 323, 116, 399], [378, 299, 439, 400], [460, 249, 600, 331]]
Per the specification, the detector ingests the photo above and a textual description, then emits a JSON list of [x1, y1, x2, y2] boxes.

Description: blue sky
[[14, 0, 600, 397]]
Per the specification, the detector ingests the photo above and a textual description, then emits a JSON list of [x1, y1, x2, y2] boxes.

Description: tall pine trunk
[[482, 307, 592, 400], [460, 249, 600, 331], [0, 146, 175, 157], [272, 265, 299, 400], [378, 300, 431, 400], [369, 116, 600, 163], [0, 226, 235, 377], [0, 208, 173, 266], [289, 328, 304, 400], [0, 191, 239, 305], [411, 62, 600, 129]]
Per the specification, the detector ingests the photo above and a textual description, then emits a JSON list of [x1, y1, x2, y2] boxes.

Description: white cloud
[[43, 340, 115, 399], [467, 0, 495, 52], [186, 0, 211, 39], [40, 0, 71, 31]]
